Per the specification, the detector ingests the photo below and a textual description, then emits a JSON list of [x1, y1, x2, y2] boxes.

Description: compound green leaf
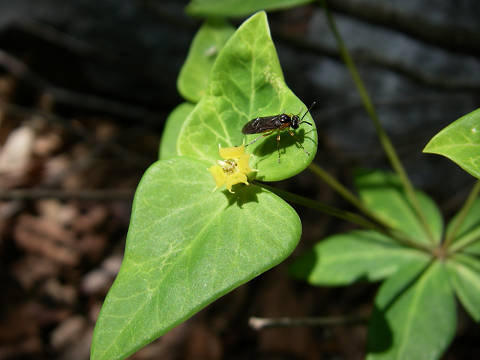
[[91, 157, 301, 360], [355, 170, 443, 245], [424, 108, 480, 179], [177, 12, 317, 182], [186, 0, 314, 17], [159, 102, 195, 159], [446, 198, 480, 254], [447, 254, 480, 321], [289, 230, 430, 286], [367, 261, 456, 360], [178, 20, 235, 102]]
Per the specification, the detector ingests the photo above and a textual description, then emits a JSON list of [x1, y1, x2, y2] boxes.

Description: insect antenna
[[299, 101, 317, 126]]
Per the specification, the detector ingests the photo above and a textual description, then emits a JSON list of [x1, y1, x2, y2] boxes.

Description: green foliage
[[291, 169, 480, 359], [177, 19, 235, 102], [289, 230, 430, 286], [447, 254, 480, 321], [424, 108, 480, 179], [367, 261, 457, 359], [91, 158, 301, 360], [355, 170, 443, 244], [186, 0, 314, 17], [447, 198, 480, 253], [92, 12, 315, 360], [92, 2, 480, 359], [177, 11, 317, 181], [159, 102, 194, 159]]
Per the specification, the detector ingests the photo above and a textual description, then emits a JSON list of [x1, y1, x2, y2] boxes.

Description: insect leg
[[245, 130, 275, 146], [288, 130, 310, 156], [277, 129, 281, 163]]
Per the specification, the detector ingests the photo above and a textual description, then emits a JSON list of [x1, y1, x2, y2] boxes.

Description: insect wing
[[242, 115, 281, 134]]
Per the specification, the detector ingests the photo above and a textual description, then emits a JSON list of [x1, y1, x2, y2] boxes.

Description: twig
[[316, 94, 468, 121], [249, 315, 367, 330], [14, 20, 95, 57], [275, 32, 480, 92], [141, 0, 480, 93], [0, 49, 159, 122], [325, 0, 480, 57], [0, 188, 134, 201], [0, 102, 153, 167]]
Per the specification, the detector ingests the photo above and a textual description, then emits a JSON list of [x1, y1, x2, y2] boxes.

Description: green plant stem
[[257, 181, 380, 229], [448, 232, 480, 254], [256, 182, 432, 253], [445, 180, 480, 249], [319, 0, 436, 245], [308, 162, 391, 229]]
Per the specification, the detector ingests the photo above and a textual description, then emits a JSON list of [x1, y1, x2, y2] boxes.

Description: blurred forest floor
[[1, 1, 480, 359]]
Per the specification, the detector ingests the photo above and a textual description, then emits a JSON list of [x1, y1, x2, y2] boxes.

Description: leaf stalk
[[446, 180, 480, 251], [256, 181, 432, 253], [319, 0, 436, 244]]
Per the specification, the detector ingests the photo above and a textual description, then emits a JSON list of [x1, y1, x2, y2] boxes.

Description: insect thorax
[[290, 115, 300, 129], [278, 114, 292, 125]]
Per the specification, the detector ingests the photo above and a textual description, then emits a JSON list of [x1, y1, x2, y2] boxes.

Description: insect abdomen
[[242, 117, 267, 134]]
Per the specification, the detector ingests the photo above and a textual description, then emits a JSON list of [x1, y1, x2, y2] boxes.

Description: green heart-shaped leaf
[[186, 0, 314, 17], [178, 19, 235, 102], [355, 170, 443, 245], [447, 254, 480, 321], [177, 12, 317, 181], [424, 108, 480, 179], [91, 157, 301, 360], [367, 261, 457, 360], [159, 102, 195, 159], [289, 230, 430, 286]]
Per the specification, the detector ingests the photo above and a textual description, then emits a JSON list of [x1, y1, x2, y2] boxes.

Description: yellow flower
[[208, 145, 255, 193]]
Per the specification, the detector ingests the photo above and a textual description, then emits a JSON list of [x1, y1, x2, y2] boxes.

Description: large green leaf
[[447, 254, 480, 321], [177, 20, 235, 103], [289, 230, 430, 286], [367, 261, 457, 360], [91, 157, 301, 360], [159, 102, 195, 159], [447, 198, 480, 253], [424, 108, 480, 179], [177, 12, 317, 182], [355, 170, 443, 245], [186, 0, 314, 17]]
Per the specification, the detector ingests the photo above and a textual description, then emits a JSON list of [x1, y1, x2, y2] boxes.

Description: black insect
[[242, 102, 316, 162]]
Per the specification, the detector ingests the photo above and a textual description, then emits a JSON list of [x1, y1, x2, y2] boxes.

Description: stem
[[256, 182, 381, 230], [0, 188, 134, 201], [308, 162, 391, 229], [319, 0, 436, 244], [256, 182, 432, 253], [249, 315, 367, 330], [449, 231, 480, 254], [445, 180, 480, 250]]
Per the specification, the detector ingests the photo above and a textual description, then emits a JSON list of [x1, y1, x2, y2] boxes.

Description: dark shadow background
[[0, 0, 479, 359]]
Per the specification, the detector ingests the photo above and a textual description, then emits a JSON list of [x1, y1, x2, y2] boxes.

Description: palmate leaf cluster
[[91, 2, 480, 359]]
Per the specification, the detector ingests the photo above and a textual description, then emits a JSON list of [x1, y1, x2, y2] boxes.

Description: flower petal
[[219, 145, 246, 159], [225, 172, 248, 193], [237, 155, 253, 174], [208, 165, 226, 188]]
